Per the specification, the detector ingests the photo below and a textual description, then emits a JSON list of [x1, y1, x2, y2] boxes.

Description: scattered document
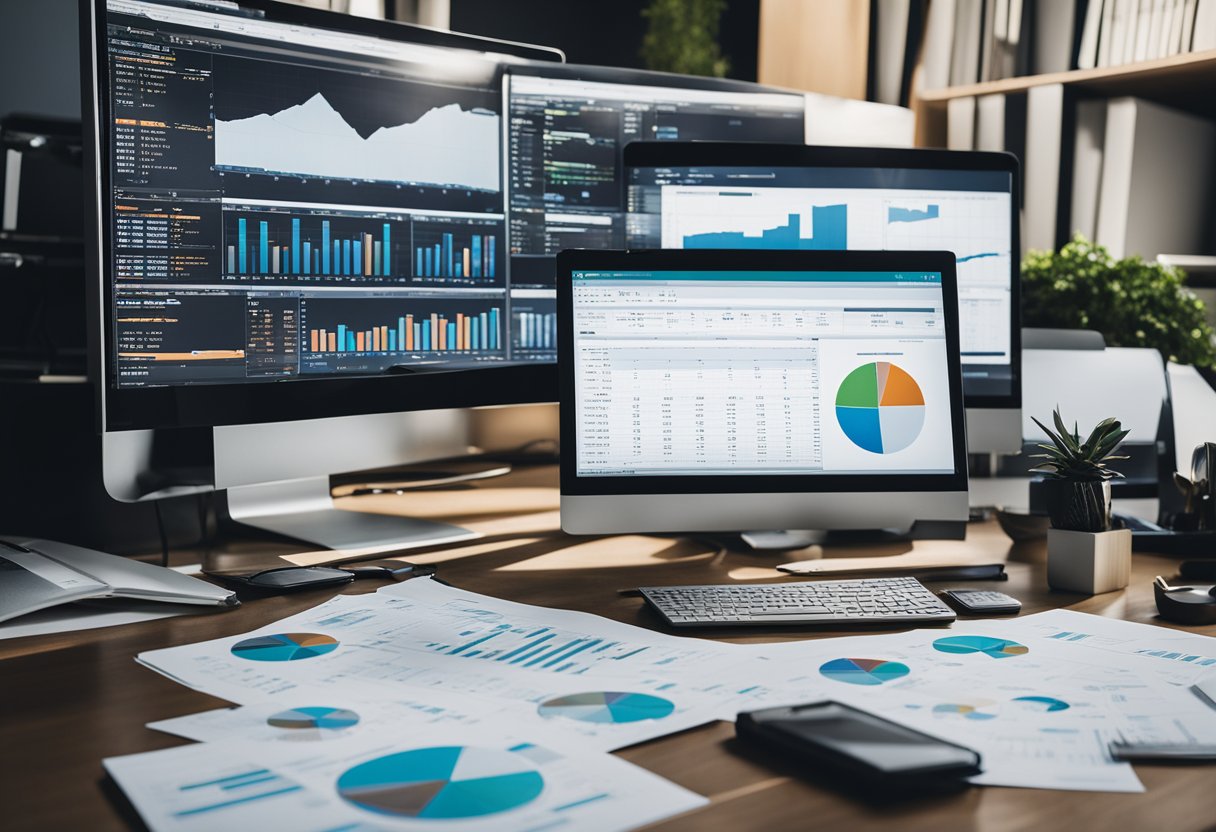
[[989, 608, 1216, 686], [106, 726, 707, 832], [0, 600, 197, 641], [127, 580, 1216, 799], [137, 579, 767, 749]]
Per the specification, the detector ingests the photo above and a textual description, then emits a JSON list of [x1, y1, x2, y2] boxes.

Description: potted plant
[[1022, 234, 1216, 369], [1030, 409, 1129, 531], [1030, 408, 1133, 594]]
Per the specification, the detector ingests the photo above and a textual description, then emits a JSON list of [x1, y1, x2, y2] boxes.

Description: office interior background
[[3, 0, 1216, 830]]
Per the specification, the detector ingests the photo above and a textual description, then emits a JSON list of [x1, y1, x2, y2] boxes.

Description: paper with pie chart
[[835, 361, 926, 454], [104, 729, 709, 832]]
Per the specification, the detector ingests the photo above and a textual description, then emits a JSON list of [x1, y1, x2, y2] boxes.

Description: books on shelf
[[1068, 98, 1108, 243], [1094, 97, 1216, 259], [917, 0, 1212, 84], [1024, 84, 1076, 252], [947, 94, 977, 148]]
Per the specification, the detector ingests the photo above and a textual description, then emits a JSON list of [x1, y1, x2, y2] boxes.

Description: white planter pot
[[1046, 528, 1132, 594]]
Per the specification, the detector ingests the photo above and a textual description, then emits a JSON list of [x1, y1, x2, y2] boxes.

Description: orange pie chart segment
[[878, 363, 925, 406]]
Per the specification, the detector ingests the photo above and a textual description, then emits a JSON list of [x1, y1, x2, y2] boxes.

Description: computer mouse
[[1153, 577, 1216, 625]]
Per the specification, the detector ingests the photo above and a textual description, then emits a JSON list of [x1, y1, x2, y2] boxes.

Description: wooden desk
[[3, 466, 1215, 831]]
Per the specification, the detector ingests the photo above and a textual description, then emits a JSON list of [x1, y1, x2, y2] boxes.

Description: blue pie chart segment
[[932, 635, 1028, 659], [1011, 696, 1070, 712], [819, 658, 910, 686], [267, 706, 360, 730], [231, 632, 339, 662], [537, 692, 676, 724], [337, 746, 545, 819]]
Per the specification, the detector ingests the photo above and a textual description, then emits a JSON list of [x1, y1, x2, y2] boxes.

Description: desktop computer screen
[[88, 0, 559, 432], [557, 249, 968, 535], [623, 143, 1022, 452], [504, 69, 806, 363], [81, 0, 561, 547]]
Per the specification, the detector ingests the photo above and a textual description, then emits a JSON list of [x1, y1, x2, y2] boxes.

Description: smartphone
[[736, 701, 981, 787]]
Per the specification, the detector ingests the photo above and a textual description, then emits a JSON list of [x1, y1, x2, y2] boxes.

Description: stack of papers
[[106, 578, 1216, 831]]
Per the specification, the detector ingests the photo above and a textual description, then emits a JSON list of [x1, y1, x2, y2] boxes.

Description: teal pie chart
[[538, 691, 676, 724], [1011, 696, 1070, 712], [337, 746, 544, 819], [231, 632, 339, 662], [932, 635, 1028, 659], [267, 706, 360, 730], [819, 658, 910, 686]]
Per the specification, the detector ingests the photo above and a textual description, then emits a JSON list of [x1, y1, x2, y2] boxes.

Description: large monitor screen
[[99, 0, 521, 390], [569, 267, 957, 478], [505, 74, 806, 362], [625, 150, 1018, 404]]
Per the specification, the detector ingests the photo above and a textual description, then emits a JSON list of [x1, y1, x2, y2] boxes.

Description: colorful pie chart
[[230, 632, 339, 662], [337, 746, 544, 819], [932, 635, 1028, 659], [835, 361, 926, 454], [537, 692, 675, 724], [1011, 696, 1070, 712], [267, 706, 360, 730], [819, 657, 911, 686], [933, 702, 998, 721]]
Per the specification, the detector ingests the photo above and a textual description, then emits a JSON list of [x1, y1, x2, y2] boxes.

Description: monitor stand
[[702, 520, 967, 552], [225, 476, 481, 552]]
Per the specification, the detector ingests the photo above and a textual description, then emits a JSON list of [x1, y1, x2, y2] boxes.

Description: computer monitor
[[623, 142, 1022, 454], [557, 249, 969, 536], [80, 0, 562, 550], [503, 66, 807, 362]]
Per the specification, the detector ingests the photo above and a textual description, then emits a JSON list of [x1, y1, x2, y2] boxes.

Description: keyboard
[[638, 577, 956, 627]]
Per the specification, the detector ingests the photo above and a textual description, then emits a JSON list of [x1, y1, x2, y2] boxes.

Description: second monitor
[[624, 143, 1021, 453]]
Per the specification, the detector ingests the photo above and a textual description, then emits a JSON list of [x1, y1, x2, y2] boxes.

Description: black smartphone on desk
[[736, 701, 981, 791]]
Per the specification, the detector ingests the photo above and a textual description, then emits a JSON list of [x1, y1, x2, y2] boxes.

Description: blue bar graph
[[291, 218, 300, 273], [322, 220, 331, 274], [303, 241, 311, 275], [683, 205, 847, 250], [888, 204, 940, 223], [259, 221, 269, 273], [413, 232, 498, 280], [382, 224, 391, 275], [237, 218, 247, 274]]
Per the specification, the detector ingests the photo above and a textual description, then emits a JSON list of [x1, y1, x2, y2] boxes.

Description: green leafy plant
[[1030, 407, 1129, 482], [1022, 234, 1216, 368], [640, 0, 729, 78]]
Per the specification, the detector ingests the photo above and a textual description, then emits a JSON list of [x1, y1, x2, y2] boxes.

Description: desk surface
[[3, 465, 1215, 831]]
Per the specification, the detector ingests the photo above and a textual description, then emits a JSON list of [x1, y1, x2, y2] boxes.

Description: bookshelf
[[914, 49, 1216, 147]]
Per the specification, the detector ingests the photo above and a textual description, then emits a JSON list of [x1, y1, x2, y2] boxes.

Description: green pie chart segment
[[337, 746, 545, 819], [819, 658, 910, 686], [230, 633, 339, 662], [537, 692, 676, 724]]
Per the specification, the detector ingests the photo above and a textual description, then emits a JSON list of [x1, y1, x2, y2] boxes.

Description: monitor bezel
[[557, 247, 969, 496], [621, 141, 1022, 412], [81, 0, 562, 433]]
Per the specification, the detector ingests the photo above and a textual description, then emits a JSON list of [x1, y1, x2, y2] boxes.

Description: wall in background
[[449, 0, 760, 81], [0, 0, 81, 120]]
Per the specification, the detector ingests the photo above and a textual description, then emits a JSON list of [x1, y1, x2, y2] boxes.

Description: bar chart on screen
[[300, 297, 503, 356], [412, 219, 501, 283], [222, 208, 405, 280]]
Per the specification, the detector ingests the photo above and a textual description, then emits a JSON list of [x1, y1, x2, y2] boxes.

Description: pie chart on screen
[[835, 361, 925, 454]]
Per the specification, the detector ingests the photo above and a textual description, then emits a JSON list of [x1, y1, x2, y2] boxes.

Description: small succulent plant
[[1030, 407, 1129, 482]]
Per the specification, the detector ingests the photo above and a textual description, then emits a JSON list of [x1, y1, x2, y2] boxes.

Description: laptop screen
[[569, 267, 957, 478]]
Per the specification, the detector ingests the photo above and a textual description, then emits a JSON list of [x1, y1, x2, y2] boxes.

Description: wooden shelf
[[914, 49, 1216, 147]]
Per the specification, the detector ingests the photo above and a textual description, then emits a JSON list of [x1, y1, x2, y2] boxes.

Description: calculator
[[938, 589, 1021, 615]]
